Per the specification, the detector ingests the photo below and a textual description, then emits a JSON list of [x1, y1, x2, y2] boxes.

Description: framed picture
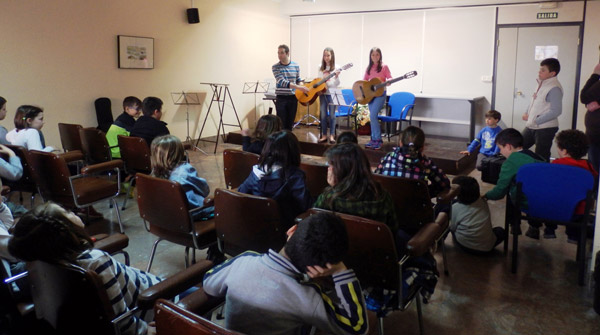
[[118, 35, 154, 69]]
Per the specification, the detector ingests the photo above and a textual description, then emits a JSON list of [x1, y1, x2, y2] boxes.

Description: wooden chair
[[213, 188, 285, 257], [117, 135, 151, 210], [58, 123, 83, 152], [222, 149, 260, 189], [136, 173, 217, 272], [79, 127, 113, 165], [305, 208, 446, 335], [505, 163, 595, 285], [11, 259, 213, 335], [299, 161, 329, 199], [27, 150, 125, 232], [155, 299, 243, 335], [4, 145, 38, 208], [372, 174, 459, 275]]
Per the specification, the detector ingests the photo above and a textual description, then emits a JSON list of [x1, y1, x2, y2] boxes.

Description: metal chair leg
[[146, 238, 163, 272], [441, 239, 449, 276], [111, 198, 124, 233], [378, 316, 385, 335], [416, 294, 424, 335], [511, 220, 519, 274], [121, 182, 132, 210]]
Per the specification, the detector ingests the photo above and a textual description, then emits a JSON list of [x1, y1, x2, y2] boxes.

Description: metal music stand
[[196, 82, 242, 154], [171, 91, 207, 154], [293, 83, 320, 129], [243, 81, 270, 124], [329, 88, 357, 134]]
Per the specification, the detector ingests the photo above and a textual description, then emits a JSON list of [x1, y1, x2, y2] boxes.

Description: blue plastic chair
[[378, 92, 415, 142], [335, 89, 358, 134], [506, 163, 595, 285]]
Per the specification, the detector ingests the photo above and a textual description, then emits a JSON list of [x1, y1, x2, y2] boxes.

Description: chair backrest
[[388, 92, 415, 120], [517, 163, 595, 221], [222, 149, 260, 189], [79, 127, 112, 164], [118, 135, 151, 174], [27, 260, 114, 335], [136, 173, 194, 237], [372, 174, 433, 235], [4, 145, 38, 194], [299, 161, 329, 198], [155, 299, 244, 335], [336, 88, 356, 116], [58, 123, 83, 152], [306, 208, 399, 291], [95, 97, 113, 133], [27, 150, 73, 205], [214, 188, 284, 257]]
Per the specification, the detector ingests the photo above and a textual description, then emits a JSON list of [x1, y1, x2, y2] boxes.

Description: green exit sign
[[537, 12, 558, 19]]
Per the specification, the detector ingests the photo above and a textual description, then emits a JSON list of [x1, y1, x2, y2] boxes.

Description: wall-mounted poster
[[118, 35, 154, 69]]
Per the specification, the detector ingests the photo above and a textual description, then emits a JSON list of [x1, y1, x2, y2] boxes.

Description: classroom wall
[[0, 0, 289, 148]]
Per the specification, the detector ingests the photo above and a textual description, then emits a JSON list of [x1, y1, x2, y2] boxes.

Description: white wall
[[0, 0, 289, 148]]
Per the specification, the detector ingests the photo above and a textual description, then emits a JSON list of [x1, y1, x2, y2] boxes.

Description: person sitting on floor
[[460, 109, 502, 170], [241, 114, 282, 155], [450, 176, 505, 254], [106, 96, 142, 158], [130, 96, 170, 146], [202, 211, 368, 335], [551, 129, 598, 242], [238, 130, 312, 230]]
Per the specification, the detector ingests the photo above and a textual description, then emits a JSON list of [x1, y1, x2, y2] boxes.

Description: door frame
[[491, 19, 584, 129]]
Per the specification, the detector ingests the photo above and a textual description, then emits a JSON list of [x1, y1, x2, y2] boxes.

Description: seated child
[[0, 144, 23, 181], [460, 110, 502, 170], [0, 96, 10, 144], [8, 202, 163, 335], [131, 96, 170, 146], [202, 211, 368, 335], [551, 129, 598, 242], [482, 128, 544, 237], [238, 130, 312, 230], [374, 126, 450, 198], [336, 131, 358, 144], [106, 96, 141, 158], [314, 142, 397, 233], [150, 135, 213, 220], [241, 114, 282, 155], [6, 105, 54, 152], [451, 176, 504, 254]]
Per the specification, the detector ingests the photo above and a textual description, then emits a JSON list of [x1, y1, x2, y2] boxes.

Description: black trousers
[[522, 127, 558, 162], [275, 95, 298, 131]]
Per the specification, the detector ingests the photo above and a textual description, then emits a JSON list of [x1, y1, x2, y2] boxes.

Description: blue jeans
[[368, 94, 385, 141], [320, 94, 336, 136]]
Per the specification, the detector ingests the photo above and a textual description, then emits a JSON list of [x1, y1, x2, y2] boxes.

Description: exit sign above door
[[537, 12, 558, 19]]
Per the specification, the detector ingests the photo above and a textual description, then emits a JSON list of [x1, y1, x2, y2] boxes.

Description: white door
[[494, 25, 580, 158]]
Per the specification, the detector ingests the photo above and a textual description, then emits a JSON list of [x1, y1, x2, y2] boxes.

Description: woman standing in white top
[[6, 105, 54, 152], [318, 47, 340, 144]]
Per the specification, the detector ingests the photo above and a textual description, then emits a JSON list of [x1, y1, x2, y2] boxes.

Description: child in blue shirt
[[460, 110, 502, 170]]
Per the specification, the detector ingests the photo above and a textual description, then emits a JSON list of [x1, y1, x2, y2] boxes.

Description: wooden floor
[[9, 125, 600, 335]]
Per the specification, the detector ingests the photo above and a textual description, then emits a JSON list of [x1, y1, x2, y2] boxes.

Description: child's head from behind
[[259, 130, 301, 171], [253, 114, 282, 141], [151, 135, 186, 179], [485, 110, 501, 127], [142, 96, 163, 119], [336, 131, 358, 144], [8, 202, 93, 263], [123, 96, 142, 118], [555, 129, 588, 160], [539, 58, 560, 80], [14, 105, 44, 130], [284, 211, 348, 272], [0, 97, 7, 121], [326, 143, 372, 189], [452, 176, 480, 205], [495, 128, 523, 157], [399, 126, 425, 156]]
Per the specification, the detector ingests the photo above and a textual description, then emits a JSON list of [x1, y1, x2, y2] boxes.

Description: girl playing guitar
[[363, 47, 392, 150], [318, 47, 341, 143]]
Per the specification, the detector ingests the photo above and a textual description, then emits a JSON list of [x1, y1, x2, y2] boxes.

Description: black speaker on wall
[[187, 8, 199, 24]]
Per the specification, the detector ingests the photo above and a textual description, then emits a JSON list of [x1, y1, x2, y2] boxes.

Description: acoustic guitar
[[295, 63, 353, 106], [352, 70, 417, 105]]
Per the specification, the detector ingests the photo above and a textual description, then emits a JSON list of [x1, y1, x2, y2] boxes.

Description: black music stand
[[243, 81, 269, 125], [171, 91, 206, 154], [329, 88, 357, 134], [196, 82, 242, 154]]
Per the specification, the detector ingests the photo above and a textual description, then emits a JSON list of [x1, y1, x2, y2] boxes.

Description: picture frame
[[117, 35, 154, 69]]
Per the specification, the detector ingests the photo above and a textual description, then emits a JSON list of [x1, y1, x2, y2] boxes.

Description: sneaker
[[365, 140, 376, 148], [525, 226, 540, 240], [371, 139, 383, 150], [543, 228, 556, 239]]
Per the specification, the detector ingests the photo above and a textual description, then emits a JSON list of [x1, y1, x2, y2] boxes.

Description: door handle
[[515, 91, 523, 96]]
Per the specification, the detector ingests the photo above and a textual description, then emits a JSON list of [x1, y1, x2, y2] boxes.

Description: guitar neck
[[315, 71, 337, 87], [373, 76, 405, 91]]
